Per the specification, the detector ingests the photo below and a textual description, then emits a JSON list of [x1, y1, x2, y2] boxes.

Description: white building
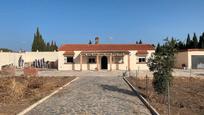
[[175, 49, 204, 69], [0, 39, 155, 71], [58, 43, 155, 71]]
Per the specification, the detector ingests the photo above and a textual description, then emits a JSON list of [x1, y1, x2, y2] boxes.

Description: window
[[88, 57, 96, 63], [114, 57, 124, 64], [138, 57, 146, 63], [64, 56, 73, 63]]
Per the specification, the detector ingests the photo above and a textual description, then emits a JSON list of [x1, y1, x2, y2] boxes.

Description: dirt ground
[[127, 76, 204, 115], [0, 76, 76, 115]]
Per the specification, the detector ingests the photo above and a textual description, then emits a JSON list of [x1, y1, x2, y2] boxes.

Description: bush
[[148, 38, 177, 94]]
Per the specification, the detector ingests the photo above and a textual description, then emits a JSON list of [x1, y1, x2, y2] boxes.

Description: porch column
[[128, 53, 130, 71], [110, 53, 112, 71], [96, 54, 99, 71], [80, 54, 82, 71]]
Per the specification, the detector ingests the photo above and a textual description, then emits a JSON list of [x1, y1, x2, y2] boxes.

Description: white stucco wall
[[58, 50, 155, 71], [0, 50, 155, 71], [0, 52, 18, 70], [175, 52, 188, 69], [0, 52, 58, 70]]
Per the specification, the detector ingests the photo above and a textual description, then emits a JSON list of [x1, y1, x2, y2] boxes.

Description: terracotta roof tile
[[59, 44, 154, 51], [136, 50, 148, 54], [63, 51, 74, 55]]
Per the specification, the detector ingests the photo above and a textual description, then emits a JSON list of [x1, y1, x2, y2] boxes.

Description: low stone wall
[[0, 65, 16, 76], [23, 67, 38, 77]]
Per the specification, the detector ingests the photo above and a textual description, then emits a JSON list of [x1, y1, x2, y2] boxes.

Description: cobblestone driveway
[[26, 75, 151, 115]]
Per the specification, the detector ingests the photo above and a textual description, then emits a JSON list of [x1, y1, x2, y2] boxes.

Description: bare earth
[[0, 76, 75, 115], [127, 76, 204, 115], [1, 69, 201, 115]]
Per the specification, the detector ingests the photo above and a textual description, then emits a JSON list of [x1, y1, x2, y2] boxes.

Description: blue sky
[[0, 0, 204, 51]]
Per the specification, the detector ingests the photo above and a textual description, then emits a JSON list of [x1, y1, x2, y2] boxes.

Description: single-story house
[[175, 49, 204, 69], [58, 38, 155, 71]]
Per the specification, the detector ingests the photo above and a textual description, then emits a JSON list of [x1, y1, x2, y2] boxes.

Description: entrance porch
[[79, 51, 130, 71]]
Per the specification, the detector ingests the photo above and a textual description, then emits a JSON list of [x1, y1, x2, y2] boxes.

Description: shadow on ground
[[100, 84, 136, 96]]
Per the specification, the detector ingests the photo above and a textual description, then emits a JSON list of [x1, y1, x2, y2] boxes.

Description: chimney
[[95, 37, 100, 44]]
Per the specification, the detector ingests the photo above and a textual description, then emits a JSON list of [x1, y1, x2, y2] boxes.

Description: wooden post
[[110, 53, 112, 71], [80, 54, 82, 71], [96, 54, 99, 71], [167, 81, 170, 115], [146, 75, 148, 98], [128, 53, 130, 71]]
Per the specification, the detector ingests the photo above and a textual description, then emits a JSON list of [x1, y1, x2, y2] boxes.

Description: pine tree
[[186, 34, 191, 49], [192, 33, 198, 48]]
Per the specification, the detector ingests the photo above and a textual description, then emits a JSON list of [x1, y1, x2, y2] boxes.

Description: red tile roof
[[63, 51, 75, 55], [81, 50, 129, 53], [59, 44, 154, 51], [136, 50, 148, 54]]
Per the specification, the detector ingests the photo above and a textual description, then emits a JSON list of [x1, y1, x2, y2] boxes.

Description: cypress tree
[[155, 43, 161, 53], [177, 41, 185, 50], [54, 42, 58, 51], [201, 33, 204, 48], [186, 34, 191, 49], [139, 40, 142, 44], [198, 36, 202, 48], [50, 41, 54, 51], [46, 42, 51, 51], [32, 33, 37, 51], [88, 40, 92, 44], [192, 33, 198, 48], [136, 41, 139, 44], [31, 27, 46, 51], [45, 41, 58, 51]]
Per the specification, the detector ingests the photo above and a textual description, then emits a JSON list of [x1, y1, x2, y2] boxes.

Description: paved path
[[26, 76, 151, 115]]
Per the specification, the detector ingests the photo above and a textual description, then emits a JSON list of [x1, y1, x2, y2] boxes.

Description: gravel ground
[[26, 75, 151, 115], [14, 68, 204, 78]]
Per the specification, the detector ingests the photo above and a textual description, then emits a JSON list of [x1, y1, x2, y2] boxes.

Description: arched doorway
[[101, 56, 108, 69]]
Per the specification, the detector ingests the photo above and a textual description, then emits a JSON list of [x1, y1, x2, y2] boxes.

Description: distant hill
[[0, 48, 13, 52]]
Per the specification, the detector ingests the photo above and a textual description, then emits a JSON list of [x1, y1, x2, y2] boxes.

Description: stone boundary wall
[[0, 52, 58, 70]]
